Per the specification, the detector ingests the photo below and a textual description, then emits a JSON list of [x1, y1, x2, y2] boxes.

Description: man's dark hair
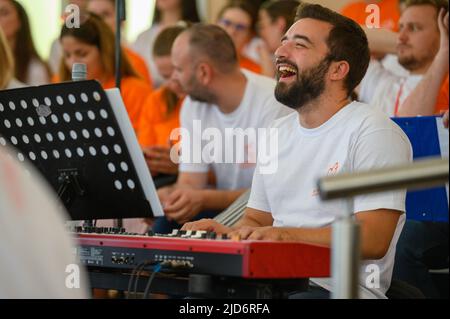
[[185, 24, 239, 74], [295, 3, 370, 96]]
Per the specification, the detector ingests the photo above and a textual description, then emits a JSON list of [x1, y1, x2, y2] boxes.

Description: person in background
[[0, 147, 89, 298], [87, 0, 153, 86], [0, 0, 51, 86], [133, 0, 200, 88], [342, 0, 409, 77], [59, 13, 152, 235], [392, 6, 449, 299], [217, 0, 262, 74], [240, 0, 266, 63], [139, 25, 187, 179], [0, 27, 23, 89], [358, 0, 449, 117], [257, 0, 301, 77], [58, 12, 151, 132], [355, 0, 449, 298], [398, 8, 448, 116]]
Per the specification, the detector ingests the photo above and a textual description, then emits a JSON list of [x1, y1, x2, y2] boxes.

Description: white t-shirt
[[132, 25, 164, 88], [381, 54, 409, 78], [179, 70, 293, 190], [48, 38, 62, 76], [248, 102, 412, 299], [25, 58, 50, 86], [243, 37, 264, 64], [359, 60, 422, 117], [0, 148, 89, 298]]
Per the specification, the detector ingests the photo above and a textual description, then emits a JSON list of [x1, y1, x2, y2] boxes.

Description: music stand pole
[[115, 0, 126, 228], [115, 0, 126, 89]]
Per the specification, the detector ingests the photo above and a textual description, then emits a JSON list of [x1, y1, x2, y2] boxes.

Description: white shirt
[[0, 148, 89, 298], [132, 25, 164, 88], [243, 37, 264, 64], [248, 102, 412, 299], [381, 54, 409, 78], [359, 60, 422, 117], [48, 38, 62, 76], [179, 70, 293, 190], [25, 58, 50, 86]]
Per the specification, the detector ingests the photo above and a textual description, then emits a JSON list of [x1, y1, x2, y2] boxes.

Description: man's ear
[[329, 60, 350, 82], [197, 62, 213, 85]]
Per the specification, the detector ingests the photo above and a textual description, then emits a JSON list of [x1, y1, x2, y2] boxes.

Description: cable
[[133, 261, 158, 298], [143, 263, 162, 299], [127, 262, 142, 299], [133, 264, 147, 298], [126, 262, 146, 299], [127, 261, 156, 299]]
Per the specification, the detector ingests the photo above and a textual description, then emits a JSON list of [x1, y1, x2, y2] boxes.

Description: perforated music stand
[[0, 80, 163, 221]]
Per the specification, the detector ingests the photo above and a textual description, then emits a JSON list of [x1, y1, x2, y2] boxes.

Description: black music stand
[[0, 80, 163, 221]]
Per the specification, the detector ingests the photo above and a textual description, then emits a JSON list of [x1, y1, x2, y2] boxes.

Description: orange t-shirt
[[240, 55, 262, 74], [342, 0, 400, 32], [138, 87, 183, 148], [436, 76, 449, 115], [124, 47, 153, 87], [103, 77, 152, 133]]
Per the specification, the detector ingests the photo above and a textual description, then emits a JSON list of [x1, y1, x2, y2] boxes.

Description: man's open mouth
[[277, 64, 298, 79]]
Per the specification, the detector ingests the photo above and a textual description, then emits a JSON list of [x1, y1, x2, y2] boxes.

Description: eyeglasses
[[219, 18, 250, 32]]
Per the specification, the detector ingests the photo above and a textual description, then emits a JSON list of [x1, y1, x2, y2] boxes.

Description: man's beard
[[398, 55, 423, 72], [275, 57, 331, 110], [186, 73, 216, 104], [397, 44, 435, 72]]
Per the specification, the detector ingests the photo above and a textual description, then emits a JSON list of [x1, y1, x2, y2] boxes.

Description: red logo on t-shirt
[[327, 162, 340, 175], [311, 162, 341, 197]]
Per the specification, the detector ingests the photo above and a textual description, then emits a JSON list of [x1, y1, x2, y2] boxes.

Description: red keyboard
[[75, 231, 330, 279]]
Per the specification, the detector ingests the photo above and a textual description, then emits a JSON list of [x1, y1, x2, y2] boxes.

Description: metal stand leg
[[332, 200, 360, 299]]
